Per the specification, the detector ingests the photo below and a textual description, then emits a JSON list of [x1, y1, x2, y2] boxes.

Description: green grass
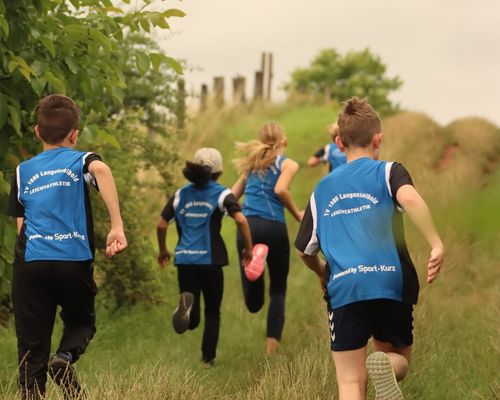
[[1, 103, 499, 399]]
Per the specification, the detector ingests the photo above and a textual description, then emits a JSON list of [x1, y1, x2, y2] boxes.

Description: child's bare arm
[[156, 217, 170, 269], [396, 184, 444, 283], [274, 159, 303, 222], [16, 218, 23, 235], [231, 211, 253, 263], [231, 174, 247, 200], [88, 160, 127, 257], [307, 156, 321, 167], [298, 251, 327, 291]]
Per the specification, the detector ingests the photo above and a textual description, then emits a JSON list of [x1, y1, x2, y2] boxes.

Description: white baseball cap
[[193, 147, 223, 173]]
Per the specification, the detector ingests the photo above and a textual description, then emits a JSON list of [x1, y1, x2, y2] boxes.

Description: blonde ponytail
[[233, 122, 286, 174]]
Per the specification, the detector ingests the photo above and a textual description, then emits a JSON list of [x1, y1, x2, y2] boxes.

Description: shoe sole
[[366, 352, 404, 400], [245, 244, 268, 282], [172, 292, 194, 334]]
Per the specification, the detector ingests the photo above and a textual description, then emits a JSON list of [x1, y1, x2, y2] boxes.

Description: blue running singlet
[[322, 143, 347, 172], [242, 155, 286, 223], [15, 148, 98, 262], [171, 181, 233, 265], [296, 158, 419, 309]]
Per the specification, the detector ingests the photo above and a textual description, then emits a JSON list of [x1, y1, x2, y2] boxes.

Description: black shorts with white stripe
[[327, 299, 414, 351]]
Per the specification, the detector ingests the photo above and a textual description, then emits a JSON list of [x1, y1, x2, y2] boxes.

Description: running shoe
[[244, 244, 268, 282], [49, 352, 85, 400], [172, 292, 195, 334], [366, 351, 404, 400], [201, 358, 215, 368]]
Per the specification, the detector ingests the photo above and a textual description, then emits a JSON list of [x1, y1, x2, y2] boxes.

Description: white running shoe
[[172, 292, 194, 334], [366, 351, 404, 400]]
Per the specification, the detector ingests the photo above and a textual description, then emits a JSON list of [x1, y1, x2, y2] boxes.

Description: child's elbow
[[157, 218, 168, 229], [274, 186, 286, 197], [233, 211, 247, 225]]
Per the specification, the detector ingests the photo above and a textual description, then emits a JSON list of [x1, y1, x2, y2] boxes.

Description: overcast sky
[[156, 0, 500, 126]]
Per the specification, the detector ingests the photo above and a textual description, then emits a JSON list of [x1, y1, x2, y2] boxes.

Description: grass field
[[1, 103, 499, 399]]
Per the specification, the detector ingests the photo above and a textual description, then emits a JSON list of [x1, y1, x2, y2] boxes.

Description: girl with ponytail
[[232, 122, 303, 355]]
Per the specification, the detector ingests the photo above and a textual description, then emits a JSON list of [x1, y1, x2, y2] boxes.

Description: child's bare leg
[[372, 339, 411, 381], [332, 346, 368, 400]]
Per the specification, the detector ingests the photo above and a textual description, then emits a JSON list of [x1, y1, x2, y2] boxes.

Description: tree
[[0, 0, 184, 322], [287, 48, 403, 115]]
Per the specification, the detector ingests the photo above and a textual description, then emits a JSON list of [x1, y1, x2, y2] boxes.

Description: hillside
[[1, 103, 499, 399]]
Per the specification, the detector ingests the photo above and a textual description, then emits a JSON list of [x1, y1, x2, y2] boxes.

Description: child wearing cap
[[156, 148, 253, 366], [295, 97, 444, 399], [308, 123, 347, 173]]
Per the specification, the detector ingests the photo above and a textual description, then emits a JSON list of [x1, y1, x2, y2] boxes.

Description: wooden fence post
[[232, 76, 246, 104], [213, 76, 224, 108], [254, 71, 264, 100], [200, 84, 208, 111], [266, 52, 273, 102]]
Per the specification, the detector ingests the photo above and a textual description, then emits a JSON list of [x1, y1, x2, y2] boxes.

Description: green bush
[[90, 112, 178, 308]]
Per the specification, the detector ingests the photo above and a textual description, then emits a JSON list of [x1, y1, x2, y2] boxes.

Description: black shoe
[[201, 358, 215, 368], [49, 352, 85, 400], [172, 292, 194, 334]]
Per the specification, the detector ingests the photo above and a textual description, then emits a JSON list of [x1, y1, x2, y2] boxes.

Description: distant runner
[[308, 123, 347, 172]]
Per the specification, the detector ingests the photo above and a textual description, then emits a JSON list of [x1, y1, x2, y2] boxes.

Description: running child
[[295, 97, 444, 400], [232, 122, 303, 355], [7, 94, 127, 400], [156, 148, 253, 366], [307, 123, 347, 172]]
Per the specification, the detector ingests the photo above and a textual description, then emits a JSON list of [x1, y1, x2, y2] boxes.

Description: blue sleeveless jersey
[[323, 143, 346, 172], [173, 181, 231, 265], [311, 158, 404, 308], [242, 155, 286, 223], [17, 148, 96, 262]]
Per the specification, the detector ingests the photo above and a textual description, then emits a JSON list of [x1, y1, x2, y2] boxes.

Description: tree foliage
[[287, 48, 403, 115], [0, 0, 184, 321]]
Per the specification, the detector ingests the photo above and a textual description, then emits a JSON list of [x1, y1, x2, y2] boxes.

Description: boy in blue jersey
[[7, 94, 127, 399], [307, 123, 347, 173], [295, 97, 444, 400], [156, 148, 253, 367]]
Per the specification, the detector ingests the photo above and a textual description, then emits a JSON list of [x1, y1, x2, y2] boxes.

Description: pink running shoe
[[244, 244, 268, 282]]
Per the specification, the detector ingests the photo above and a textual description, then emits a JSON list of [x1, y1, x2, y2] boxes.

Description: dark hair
[[337, 97, 381, 148], [36, 94, 81, 145], [182, 161, 221, 186]]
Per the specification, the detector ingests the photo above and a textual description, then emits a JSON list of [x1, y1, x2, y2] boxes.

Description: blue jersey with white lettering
[[173, 181, 232, 265], [310, 158, 406, 308], [242, 155, 286, 223], [16, 148, 97, 262], [323, 143, 347, 172]]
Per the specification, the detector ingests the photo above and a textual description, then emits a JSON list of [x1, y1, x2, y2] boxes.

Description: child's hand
[[106, 229, 127, 258], [427, 246, 444, 283], [296, 210, 305, 222], [158, 250, 171, 269], [241, 248, 252, 265]]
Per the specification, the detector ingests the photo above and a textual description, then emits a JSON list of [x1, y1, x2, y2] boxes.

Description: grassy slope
[[1, 103, 499, 399]]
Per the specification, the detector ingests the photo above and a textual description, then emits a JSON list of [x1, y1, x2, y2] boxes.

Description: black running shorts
[[327, 299, 414, 351]]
